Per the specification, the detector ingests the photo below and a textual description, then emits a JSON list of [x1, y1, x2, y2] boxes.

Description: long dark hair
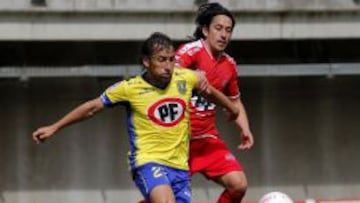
[[193, 2, 236, 40]]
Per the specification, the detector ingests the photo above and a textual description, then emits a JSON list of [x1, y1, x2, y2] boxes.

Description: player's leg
[[133, 163, 176, 203], [149, 185, 175, 203], [199, 138, 247, 203], [168, 168, 191, 203], [135, 181, 189, 203], [213, 171, 247, 203], [135, 179, 190, 203]]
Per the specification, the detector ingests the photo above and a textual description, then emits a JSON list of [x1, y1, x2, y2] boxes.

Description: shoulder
[[108, 75, 141, 90], [223, 53, 237, 67], [174, 67, 195, 75], [176, 40, 203, 56], [122, 75, 143, 86], [128, 75, 141, 81], [174, 67, 198, 80]]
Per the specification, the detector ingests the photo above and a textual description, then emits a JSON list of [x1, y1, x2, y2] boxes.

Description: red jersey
[[176, 39, 240, 138]]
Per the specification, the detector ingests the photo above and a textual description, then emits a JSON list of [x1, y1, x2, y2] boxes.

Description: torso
[[101, 67, 199, 170], [176, 39, 240, 137]]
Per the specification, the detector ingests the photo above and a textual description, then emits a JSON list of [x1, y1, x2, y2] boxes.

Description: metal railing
[[1, 63, 359, 80]]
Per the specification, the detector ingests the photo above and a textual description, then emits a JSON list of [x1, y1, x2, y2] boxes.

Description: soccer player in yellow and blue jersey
[[32, 32, 239, 203]]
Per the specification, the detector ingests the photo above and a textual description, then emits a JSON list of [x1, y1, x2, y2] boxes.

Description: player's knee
[[150, 198, 175, 203], [232, 180, 247, 195], [225, 183, 247, 203], [227, 174, 248, 195]]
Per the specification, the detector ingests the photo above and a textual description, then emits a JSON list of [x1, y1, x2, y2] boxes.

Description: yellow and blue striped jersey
[[101, 67, 199, 171]]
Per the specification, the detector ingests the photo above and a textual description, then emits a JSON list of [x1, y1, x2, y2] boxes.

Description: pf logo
[[148, 98, 186, 127]]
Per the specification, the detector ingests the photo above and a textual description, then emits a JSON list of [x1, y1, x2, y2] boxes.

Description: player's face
[[203, 15, 233, 54], [143, 46, 175, 86]]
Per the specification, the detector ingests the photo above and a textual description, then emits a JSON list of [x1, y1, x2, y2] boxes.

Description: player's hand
[[196, 70, 210, 94], [32, 125, 57, 144], [237, 129, 254, 150]]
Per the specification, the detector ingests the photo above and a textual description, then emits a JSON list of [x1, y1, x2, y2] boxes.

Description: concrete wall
[[1, 0, 360, 12], [2, 12, 360, 40], [1, 76, 360, 202], [1, 0, 360, 40]]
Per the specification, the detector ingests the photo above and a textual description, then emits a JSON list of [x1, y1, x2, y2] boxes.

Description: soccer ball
[[258, 191, 294, 203]]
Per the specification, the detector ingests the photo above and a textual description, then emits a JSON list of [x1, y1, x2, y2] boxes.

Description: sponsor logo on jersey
[[148, 98, 186, 127], [190, 95, 216, 111], [177, 80, 186, 94]]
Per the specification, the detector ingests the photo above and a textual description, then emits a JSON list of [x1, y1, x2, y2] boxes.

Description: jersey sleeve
[[175, 44, 196, 69], [225, 64, 241, 99], [100, 80, 129, 107]]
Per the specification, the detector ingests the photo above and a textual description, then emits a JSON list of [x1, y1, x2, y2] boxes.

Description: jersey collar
[[200, 39, 225, 62]]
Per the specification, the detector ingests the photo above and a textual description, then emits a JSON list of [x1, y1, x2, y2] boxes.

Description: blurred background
[[1, 0, 360, 202]]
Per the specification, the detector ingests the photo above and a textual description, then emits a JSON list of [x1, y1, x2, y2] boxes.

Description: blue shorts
[[133, 163, 191, 203]]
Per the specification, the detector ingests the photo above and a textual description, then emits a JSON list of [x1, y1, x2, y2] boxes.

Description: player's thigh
[[133, 163, 174, 201], [150, 184, 175, 203], [214, 171, 248, 191], [170, 169, 191, 203]]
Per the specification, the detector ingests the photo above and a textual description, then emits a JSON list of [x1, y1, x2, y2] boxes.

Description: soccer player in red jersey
[[175, 2, 254, 203]]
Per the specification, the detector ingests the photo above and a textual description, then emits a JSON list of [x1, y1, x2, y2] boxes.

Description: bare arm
[[232, 97, 254, 150], [32, 97, 104, 144], [195, 72, 239, 120]]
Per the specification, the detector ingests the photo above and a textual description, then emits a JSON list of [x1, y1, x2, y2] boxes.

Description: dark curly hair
[[193, 2, 236, 40], [141, 32, 174, 59]]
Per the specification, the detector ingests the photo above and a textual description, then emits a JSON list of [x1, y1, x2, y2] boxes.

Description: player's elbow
[[84, 99, 103, 117]]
